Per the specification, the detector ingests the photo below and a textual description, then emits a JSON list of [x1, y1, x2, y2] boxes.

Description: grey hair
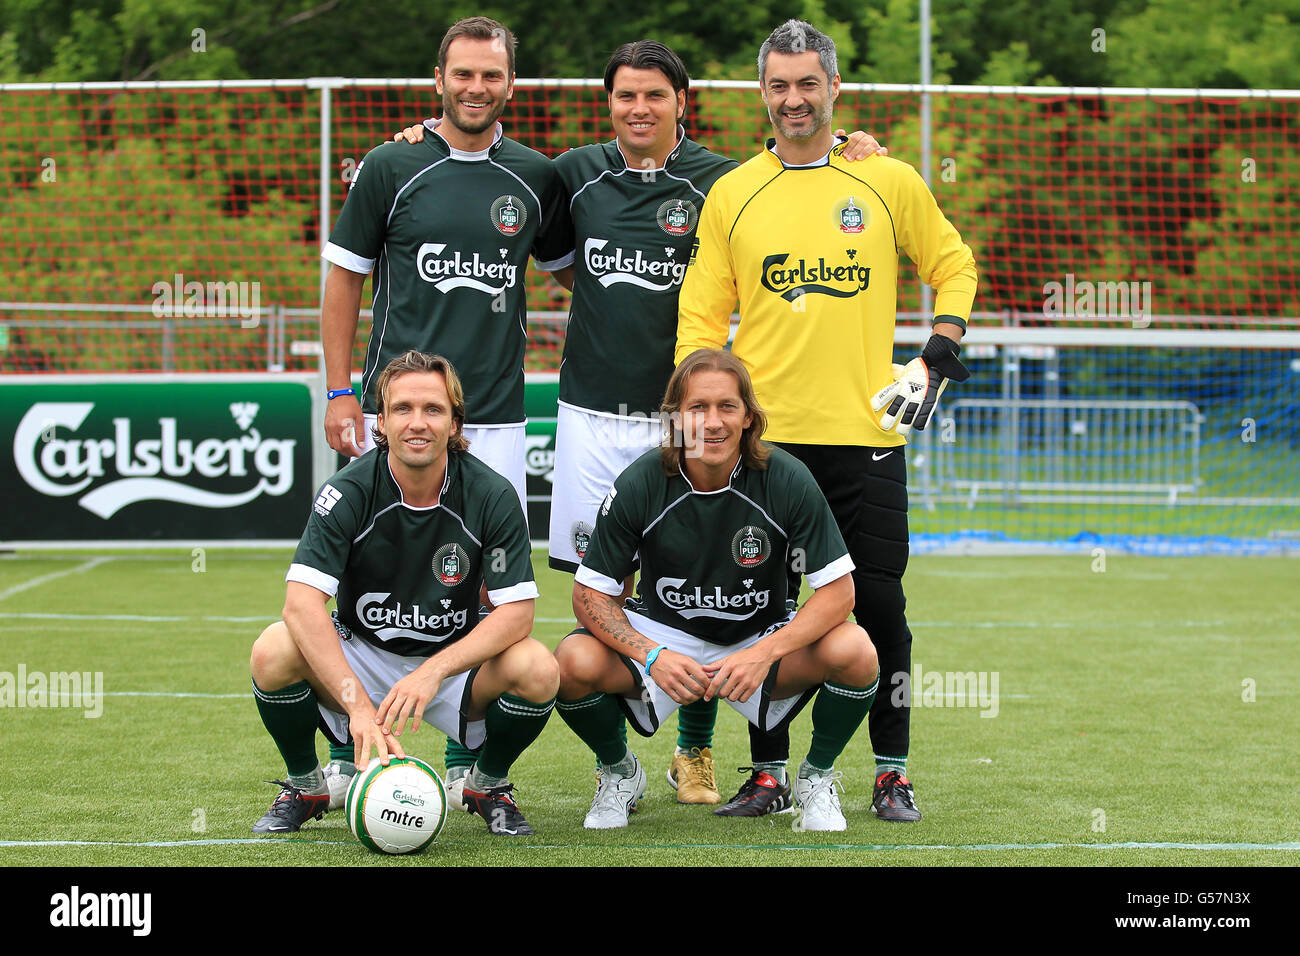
[[758, 19, 838, 87]]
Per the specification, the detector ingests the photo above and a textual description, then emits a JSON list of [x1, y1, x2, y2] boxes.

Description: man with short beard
[[315, 16, 572, 810]]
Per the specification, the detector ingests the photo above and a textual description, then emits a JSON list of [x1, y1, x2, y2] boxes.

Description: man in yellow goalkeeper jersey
[[676, 18, 977, 822]]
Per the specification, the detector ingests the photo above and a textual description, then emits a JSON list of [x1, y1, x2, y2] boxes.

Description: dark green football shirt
[[575, 446, 853, 646], [553, 133, 736, 417], [324, 122, 572, 423], [287, 448, 537, 658]]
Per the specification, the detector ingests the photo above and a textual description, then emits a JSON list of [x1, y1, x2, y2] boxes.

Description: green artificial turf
[[1, 549, 1296, 867]]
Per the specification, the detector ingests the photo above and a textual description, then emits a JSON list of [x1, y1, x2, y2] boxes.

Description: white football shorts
[[608, 608, 815, 736], [316, 617, 486, 750], [548, 403, 662, 573]]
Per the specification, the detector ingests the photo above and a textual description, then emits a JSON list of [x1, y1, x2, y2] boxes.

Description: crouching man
[[249, 350, 557, 837], [555, 349, 879, 831]]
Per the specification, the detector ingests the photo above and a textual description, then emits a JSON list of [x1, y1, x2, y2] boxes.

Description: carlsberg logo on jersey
[[356, 592, 469, 643], [14, 400, 295, 519], [656, 577, 771, 622], [761, 252, 871, 301], [417, 243, 519, 295], [585, 238, 688, 292]]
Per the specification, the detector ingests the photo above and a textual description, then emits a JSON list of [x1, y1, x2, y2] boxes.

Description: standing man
[[397, 42, 884, 807], [557, 349, 878, 832], [249, 351, 557, 837], [677, 19, 977, 821], [317, 16, 572, 807], [546, 42, 739, 806]]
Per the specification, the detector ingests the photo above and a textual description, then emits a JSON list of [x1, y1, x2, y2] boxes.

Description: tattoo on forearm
[[581, 589, 653, 656]]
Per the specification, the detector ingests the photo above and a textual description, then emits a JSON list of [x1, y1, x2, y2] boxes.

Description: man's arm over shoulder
[[528, 154, 576, 280], [675, 175, 739, 365], [891, 159, 978, 330]]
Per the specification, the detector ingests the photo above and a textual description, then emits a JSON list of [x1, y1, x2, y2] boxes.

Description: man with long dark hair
[[554, 349, 879, 832]]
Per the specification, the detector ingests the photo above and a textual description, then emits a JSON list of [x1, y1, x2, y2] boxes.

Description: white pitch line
[[0, 838, 352, 848], [0, 557, 112, 602], [1, 838, 1296, 851]]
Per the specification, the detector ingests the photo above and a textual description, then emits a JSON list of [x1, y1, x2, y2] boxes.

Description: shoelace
[[466, 781, 519, 807], [732, 766, 761, 796], [686, 748, 717, 790], [265, 779, 308, 816], [592, 765, 638, 811], [791, 770, 844, 832], [877, 771, 916, 808]]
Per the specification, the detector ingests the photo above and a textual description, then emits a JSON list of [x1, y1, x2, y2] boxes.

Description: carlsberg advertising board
[[1, 375, 317, 542]]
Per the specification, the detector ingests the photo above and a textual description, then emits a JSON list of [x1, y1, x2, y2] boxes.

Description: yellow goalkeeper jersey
[[676, 140, 977, 446]]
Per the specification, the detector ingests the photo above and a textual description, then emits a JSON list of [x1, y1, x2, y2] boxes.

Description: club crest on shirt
[[731, 525, 770, 568], [491, 195, 526, 236], [835, 196, 868, 234], [432, 543, 471, 585], [657, 198, 698, 237], [571, 521, 594, 558]]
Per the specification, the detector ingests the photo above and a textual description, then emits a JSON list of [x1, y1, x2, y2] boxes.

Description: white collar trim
[[425, 117, 503, 160], [769, 135, 842, 168]]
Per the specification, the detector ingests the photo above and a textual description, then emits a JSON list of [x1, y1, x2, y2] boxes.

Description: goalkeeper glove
[[871, 333, 971, 437]]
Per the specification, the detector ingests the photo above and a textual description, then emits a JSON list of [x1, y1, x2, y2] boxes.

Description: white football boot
[[583, 757, 647, 830], [322, 759, 356, 812], [792, 767, 847, 832]]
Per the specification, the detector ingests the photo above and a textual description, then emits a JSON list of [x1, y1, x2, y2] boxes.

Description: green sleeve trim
[[932, 314, 967, 332]]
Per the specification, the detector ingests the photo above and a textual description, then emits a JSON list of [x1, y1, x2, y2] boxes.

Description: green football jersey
[[553, 133, 736, 417], [576, 446, 853, 646], [287, 448, 537, 658], [324, 123, 572, 423]]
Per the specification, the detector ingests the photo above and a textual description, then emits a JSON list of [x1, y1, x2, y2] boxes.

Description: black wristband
[[922, 333, 971, 383]]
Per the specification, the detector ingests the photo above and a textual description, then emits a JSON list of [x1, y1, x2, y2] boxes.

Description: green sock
[[444, 736, 481, 777], [557, 692, 628, 765], [251, 678, 321, 778], [754, 760, 788, 785], [475, 694, 556, 780], [675, 696, 718, 750], [806, 677, 879, 770], [328, 741, 354, 765], [875, 755, 907, 779]]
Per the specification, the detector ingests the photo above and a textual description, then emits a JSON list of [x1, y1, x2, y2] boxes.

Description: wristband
[[327, 387, 356, 401], [643, 645, 668, 675]]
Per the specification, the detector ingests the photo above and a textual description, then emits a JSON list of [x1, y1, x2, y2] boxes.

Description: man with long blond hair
[[553, 349, 880, 832]]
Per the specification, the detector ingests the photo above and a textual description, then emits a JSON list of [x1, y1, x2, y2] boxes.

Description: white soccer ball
[[345, 756, 448, 854]]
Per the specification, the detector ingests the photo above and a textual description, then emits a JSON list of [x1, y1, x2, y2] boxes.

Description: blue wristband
[[327, 387, 356, 401], [644, 645, 668, 675]]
